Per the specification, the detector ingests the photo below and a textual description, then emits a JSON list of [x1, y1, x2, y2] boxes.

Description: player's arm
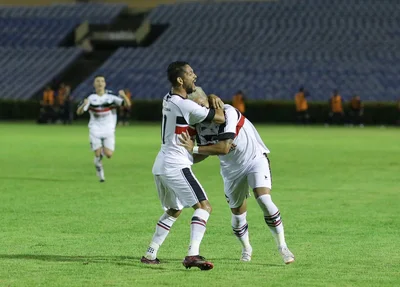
[[208, 94, 224, 109], [118, 90, 131, 107], [179, 132, 235, 156], [185, 100, 225, 125], [76, 98, 89, 115], [188, 105, 239, 155]]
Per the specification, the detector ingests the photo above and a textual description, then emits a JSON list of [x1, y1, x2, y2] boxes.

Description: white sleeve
[[180, 99, 215, 125], [112, 95, 124, 106], [83, 98, 90, 111], [217, 106, 238, 140]]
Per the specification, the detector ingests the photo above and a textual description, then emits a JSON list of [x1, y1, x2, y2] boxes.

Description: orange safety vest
[[350, 98, 361, 110], [232, 94, 245, 113], [295, 92, 308, 111], [43, 90, 54, 106], [331, 95, 343, 113]]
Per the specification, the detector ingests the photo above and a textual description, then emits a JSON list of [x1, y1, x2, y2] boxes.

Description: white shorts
[[89, 134, 115, 151], [224, 155, 272, 208], [154, 167, 208, 211]]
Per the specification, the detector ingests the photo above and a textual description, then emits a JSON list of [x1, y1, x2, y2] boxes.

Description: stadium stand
[[0, 48, 82, 100], [73, 0, 400, 101], [0, 18, 79, 47], [0, 3, 127, 24], [0, 3, 127, 100]]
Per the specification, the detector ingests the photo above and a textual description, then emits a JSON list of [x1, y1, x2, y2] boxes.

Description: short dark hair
[[94, 75, 105, 81], [167, 61, 189, 86]]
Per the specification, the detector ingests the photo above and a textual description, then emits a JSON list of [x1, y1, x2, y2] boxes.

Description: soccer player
[[179, 87, 295, 264], [141, 61, 225, 271], [76, 75, 131, 182]]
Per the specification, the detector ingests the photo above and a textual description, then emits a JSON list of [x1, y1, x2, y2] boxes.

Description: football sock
[[188, 208, 210, 256], [94, 156, 105, 180], [256, 194, 287, 248], [145, 212, 177, 260], [231, 212, 251, 251]]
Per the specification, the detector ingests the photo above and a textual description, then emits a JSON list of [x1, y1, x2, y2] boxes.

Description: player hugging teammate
[[141, 62, 294, 271]]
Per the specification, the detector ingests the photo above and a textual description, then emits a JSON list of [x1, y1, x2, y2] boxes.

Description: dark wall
[[1, 99, 398, 125]]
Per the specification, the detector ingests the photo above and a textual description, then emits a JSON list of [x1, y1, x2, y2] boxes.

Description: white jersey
[[83, 91, 124, 137], [194, 104, 270, 179], [152, 93, 215, 175]]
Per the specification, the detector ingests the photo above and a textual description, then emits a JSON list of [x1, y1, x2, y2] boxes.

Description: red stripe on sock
[[265, 210, 280, 218], [157, 223, 170, 231], [191, 222, 206, 228]]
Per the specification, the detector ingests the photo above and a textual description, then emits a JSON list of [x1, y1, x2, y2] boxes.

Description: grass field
[[0, 123, 399, 287]]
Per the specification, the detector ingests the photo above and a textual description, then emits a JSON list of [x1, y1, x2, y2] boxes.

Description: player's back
[[196, 105, 269, 177]]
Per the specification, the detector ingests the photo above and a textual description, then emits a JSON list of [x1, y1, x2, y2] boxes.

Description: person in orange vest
[[42, 86, 56, 123], [349, 94, 364, 127], [294, 86, 310, 124], [119, 88, 132, 126], [328, 89, 345, 125], [56, 83, 67, 123], [43, 86, 55, 106], [232, 90, 245, 115]]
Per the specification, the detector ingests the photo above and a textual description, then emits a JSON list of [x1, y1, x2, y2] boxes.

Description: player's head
[[93, 75, 106, 91], [188, 86, 209, 108], [167, 61, 197, 94], [299, 86, 304, 92]]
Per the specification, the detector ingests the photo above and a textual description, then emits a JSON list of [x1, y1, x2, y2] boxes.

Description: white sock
[[145, 213, 177, 260], [231, 212, 251, 251], [94, 156, 105, 180], [188, 208, 210, 256], [256, 194, 287, 248]]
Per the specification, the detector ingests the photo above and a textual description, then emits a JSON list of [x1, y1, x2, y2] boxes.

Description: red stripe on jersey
[[89, 107, 112, 113], [175, 126, 189, 134], [188, 127, 197, 136], [236, 114, 245, 136]]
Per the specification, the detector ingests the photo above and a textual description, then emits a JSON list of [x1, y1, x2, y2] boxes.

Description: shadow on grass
[[0, 254, 284, 269], [0, 176, 69, 182], [0, 254, 169, 269]]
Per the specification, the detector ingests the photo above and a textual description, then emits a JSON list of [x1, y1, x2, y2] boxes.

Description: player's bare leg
[[141, 208, 181, 264], [182, 200, 213, 271], [94, 148, 105, 182], [102, 147, 113, 159], [231, 200, 252, 262], [254, 187, 295, 264]]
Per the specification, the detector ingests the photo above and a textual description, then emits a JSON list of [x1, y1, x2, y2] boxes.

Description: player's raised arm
[[184, 89, 225, 125], [117, 90, 132, 108], [76, 98, 89, 115], [208, 93, 224, 110]]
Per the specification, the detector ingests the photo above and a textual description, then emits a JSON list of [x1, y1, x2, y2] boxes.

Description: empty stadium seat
[[0, 48, 82, 100], [69, 1, 400, 101]]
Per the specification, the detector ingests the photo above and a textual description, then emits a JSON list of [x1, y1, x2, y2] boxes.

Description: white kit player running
[[76, 75, 131, 182], [179, 88, 295, 264], [141, 62, 225, 271]]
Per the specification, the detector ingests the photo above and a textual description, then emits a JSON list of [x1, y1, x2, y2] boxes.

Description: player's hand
[[229, 144, 237, 152], [118, 90, 126, 96], [178, 131, 195, 153], [208, 94, 224, 109]]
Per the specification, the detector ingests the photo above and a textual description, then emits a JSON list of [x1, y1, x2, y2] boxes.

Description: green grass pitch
[[0, 123, 399, 287]]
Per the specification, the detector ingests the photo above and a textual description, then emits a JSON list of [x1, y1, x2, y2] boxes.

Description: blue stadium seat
[[70, 1, 400, 101], [0, 48, 82, 100]]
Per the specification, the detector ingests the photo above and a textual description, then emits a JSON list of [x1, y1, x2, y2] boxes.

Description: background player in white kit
[[141, 62, 225, 270], [76, 75, 131, 182], [179, 88, 295, 264]]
